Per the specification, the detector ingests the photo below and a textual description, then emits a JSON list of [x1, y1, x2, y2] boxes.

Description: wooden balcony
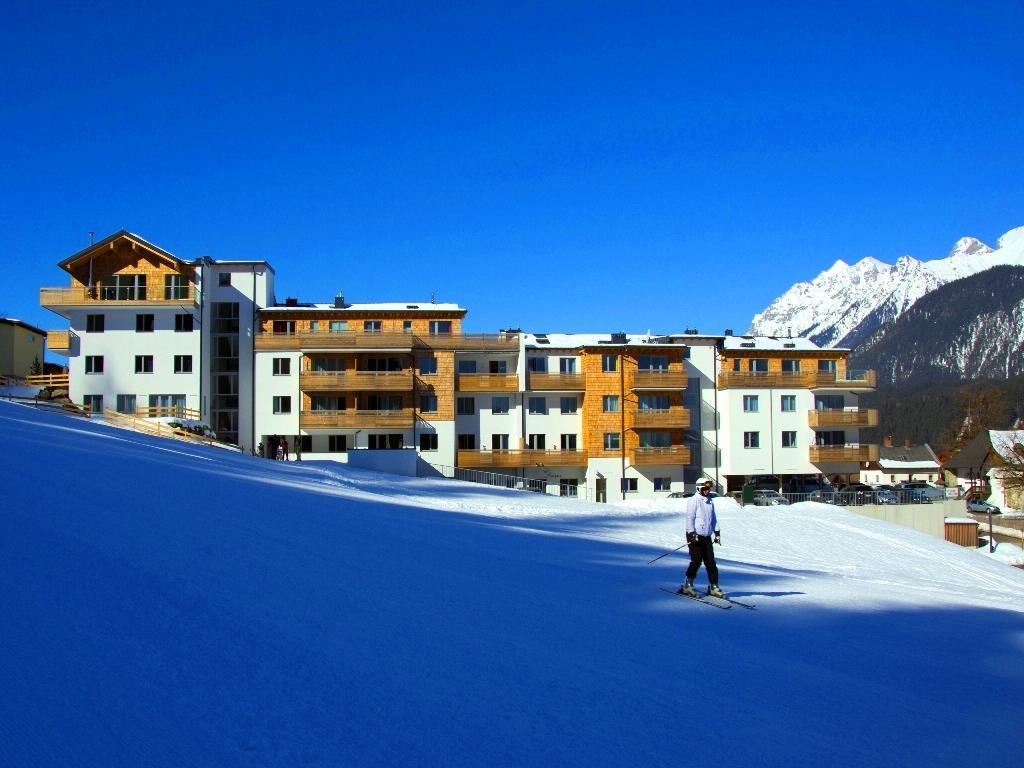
[[415, 332, 520, 351], [256, 330, 519, 352], [527, 372, 585, 391], [299, 408, 414, 429], [630, 445, 691, 466], [46, 329, 71, 354], [457, 449, 588, 469], [633, 407, 690, 429], [809, 444, 880, 464], [25, 373, 70, 388], [300, 370, 413, 392], [40, 285, 197, 308], [808, 408, 879, 428], [717, 369, 877, 390], [632, 370, 688, 390], [834, 370, 877, 389], [457, 373, 520, 392]]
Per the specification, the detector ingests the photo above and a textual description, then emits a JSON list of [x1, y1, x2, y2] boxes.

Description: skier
[[678, 479, 725, 599]]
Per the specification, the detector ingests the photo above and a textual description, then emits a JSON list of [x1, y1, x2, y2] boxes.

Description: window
[[489, 360, 507, 374], [559, 357, 576, 373], [604, 432, 620, 450], [743, 395, 759, 413], [403, 320, 413, 333], [273, 396, 292, 414], [528, 434, 546, 449], [366, 357, 401, 372], [748, 359, 768, 373], [135, 355, 154, 374], [313, 396, 346, 411], [782, 359, 801, 373], [116, 394, 136, 414], [298, 435, 312, 453], [560, 396, 578, 414], [328, 435, 348, 452], [639, 431, 671, 448], [329, 320, 348, 332], [814, 394, 844, 411], [559, 479, 579, 497], [457, 397, 475, 415], [86, 314, 104, 333], [818, 359, 837, 373], [174, 355, 193, 374], [602, 395, 619, 413], [85, 355, 104, 374], [101, 273, 146, 300], [528, 397, 547, 415], [458, 360, 478, 374], [312, 357, 345, 372], [780, 395, 796, 412], [654, 477, 672, 492], [429, 320, 451, 335], [218, 272, 231, 287], [273, 358, 291, 376], [492, 434, 509, 450], [150, 394, 186, 413], [175, 314, 194, 332], [744, 431, 760, 448], [136, 314, 154, 333], [621, 478, 638, 493], [528, 357, 547, 373], [602, 354, 618, 373], [165, 274, 189, 299], [782, 431, 797, 448], [639, 394, 669, 411], [418, 356, 437, 375], [419, 434, 438, 451], [491, 397, 510, 414], [363, 320, 382, 333], [272, 320, 295, 335], [638, 355, 668, 370], [560, 434, 577, 451], [83, 394, 103, 413], [815, 430, 845, 447], [366, 394, 402, 411], [419, 394, 438, 413], [458, 434, 477, 450]]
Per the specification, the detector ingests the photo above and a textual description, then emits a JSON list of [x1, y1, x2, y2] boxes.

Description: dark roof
[[0, 317, 46, 336], [879, 443, 939, 464], [943, 431, 998, 472]]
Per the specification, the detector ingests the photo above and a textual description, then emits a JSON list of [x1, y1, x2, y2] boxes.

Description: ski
[[721, 597, 757, 610], [660, 587, 731, 609]]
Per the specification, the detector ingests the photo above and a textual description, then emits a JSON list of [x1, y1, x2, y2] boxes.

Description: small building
[[0, 317, 46, 378], [943, 430, 1024, 510], [860, 438, 941, 485]]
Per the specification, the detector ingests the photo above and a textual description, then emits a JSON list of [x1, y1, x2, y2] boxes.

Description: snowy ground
[[2, 399, 1023, 767]]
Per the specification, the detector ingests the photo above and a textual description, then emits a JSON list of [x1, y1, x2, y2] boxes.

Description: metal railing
[[427, 464, 547, 493]]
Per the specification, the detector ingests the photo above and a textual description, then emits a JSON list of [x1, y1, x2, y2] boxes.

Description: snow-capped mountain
[[749, 226, 1024, 348]]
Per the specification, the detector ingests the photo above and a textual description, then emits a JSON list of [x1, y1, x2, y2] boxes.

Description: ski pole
[[647, 543, 688, 565]]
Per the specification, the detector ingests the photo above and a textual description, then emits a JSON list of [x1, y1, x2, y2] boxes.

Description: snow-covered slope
[[3, 400, 1024, 767], [749, 226, 1024, 348]]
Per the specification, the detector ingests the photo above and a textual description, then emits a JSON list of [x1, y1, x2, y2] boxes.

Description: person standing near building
[[679, 480, 725, 598]]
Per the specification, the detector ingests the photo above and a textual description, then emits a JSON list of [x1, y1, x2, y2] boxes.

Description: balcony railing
[[633, 407, 690, 429], [809, 444, 880, 464], [457, 449, 588, 469], [631, 445, 691, 466], [300, 370, 413, 392], [717, 369, 877, 390], [46, 329, 72, 353], [457, 373, 520, 392], [299, 408, 414, 428], [527, 372, 585, 391], [255, 330, 519, 352], [632, 370, 688, 390], [40, 285, 197, 308], [808, 408, 879, 428]]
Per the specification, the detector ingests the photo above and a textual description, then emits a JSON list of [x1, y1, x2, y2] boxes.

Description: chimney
[[724, 328, 733, 336], [884, 435, 893, 448], [334, 292, 345, 308]]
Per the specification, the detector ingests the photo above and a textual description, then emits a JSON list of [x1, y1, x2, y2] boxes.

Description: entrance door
[[596, 477, 607, 503]]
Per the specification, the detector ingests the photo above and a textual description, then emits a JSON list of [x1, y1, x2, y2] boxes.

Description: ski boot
[[677, 579, 699, 598], [707, 584, 726, 599]]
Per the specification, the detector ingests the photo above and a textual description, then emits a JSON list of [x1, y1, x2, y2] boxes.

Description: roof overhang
[[58, 230, 186, 273]]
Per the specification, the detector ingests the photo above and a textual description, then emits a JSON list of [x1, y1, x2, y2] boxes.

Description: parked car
[[894, 481, 945, 502], [836, 483, 874, 506], [807, 489, 839, 504], [751, 489, 790, 506], [966, 499, 1001, 514], [872, 488, 899, 505]]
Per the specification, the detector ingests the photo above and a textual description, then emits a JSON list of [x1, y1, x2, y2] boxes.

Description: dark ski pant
[[685, 535, 719, 585]]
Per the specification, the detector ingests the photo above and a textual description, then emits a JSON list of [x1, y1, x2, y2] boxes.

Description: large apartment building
[[40, 231, 878, 500]]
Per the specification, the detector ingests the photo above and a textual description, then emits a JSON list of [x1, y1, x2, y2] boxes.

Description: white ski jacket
[[686, 493, 719, 538]]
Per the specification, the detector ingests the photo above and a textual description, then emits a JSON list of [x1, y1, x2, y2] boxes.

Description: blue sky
[[4, 1, 1022, 339]]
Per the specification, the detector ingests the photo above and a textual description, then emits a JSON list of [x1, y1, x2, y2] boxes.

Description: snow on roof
[[262, 302, 465, 312], [879, 459, 940, 470], [721, 335, 829, 352], [523, 332, 689, 347]]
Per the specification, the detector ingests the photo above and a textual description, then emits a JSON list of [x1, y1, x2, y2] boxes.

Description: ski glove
[[714, 532, 721, 545], [686, 531, 698, 544]]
